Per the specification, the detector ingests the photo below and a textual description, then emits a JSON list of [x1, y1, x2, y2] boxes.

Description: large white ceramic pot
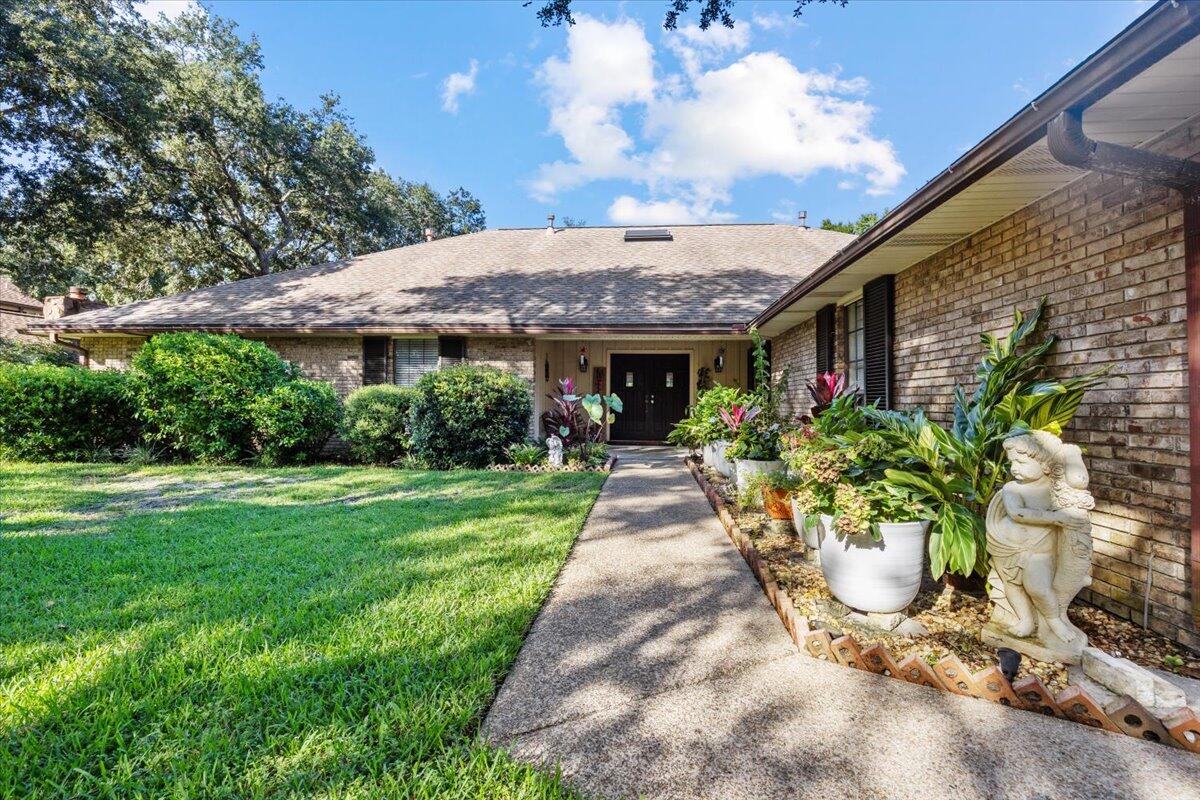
[[711, 440, 733, 478], [818, 515, 929, 613], [735, 458, 784, 495], [791, 498, 821, 549]]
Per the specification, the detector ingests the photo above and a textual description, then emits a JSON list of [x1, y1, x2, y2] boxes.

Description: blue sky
[[143, 1, 1148, 229]]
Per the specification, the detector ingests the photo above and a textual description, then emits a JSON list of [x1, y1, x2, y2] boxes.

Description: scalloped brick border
[[684, 457, 1200, 755]]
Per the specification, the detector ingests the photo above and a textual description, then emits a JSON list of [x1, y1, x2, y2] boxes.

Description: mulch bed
[[700, 464, 1200, 694]]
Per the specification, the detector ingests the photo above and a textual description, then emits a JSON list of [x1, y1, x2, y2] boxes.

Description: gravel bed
[[701, 466, 1200, 694]]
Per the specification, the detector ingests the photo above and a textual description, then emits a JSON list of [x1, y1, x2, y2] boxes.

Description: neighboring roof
[[754, 0, 1200, 335], [0, 275, 40, 312], [34, 224, 853, 336]]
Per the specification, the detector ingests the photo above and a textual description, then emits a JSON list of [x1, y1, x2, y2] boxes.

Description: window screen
[[845, 299, 865, 394], [394, 338, 439, 387]]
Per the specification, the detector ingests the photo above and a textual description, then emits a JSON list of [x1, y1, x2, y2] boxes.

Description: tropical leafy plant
[[506, 441, 546, 467], [666, 384, 745, 449], [539, 377, 622, 460], [872, 299, 1108, 578], [806, 371, 855, 416]]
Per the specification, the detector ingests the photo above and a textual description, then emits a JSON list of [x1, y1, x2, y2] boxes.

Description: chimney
[[797, 210, 808, 229], [43, 287, 106, 320], [424, 228, 435, 243], [546, 213, 556, 233]]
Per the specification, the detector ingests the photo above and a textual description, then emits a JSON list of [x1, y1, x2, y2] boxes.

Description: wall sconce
[[714, 347, 725, 373], [578, 346, 589, 373]]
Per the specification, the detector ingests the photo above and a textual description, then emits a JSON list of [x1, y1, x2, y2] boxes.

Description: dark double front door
[[608, 353, 690, 443]]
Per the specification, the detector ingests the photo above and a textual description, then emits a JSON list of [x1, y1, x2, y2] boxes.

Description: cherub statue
[[547, 435, 564, 468], [982, 430, 1094, 664]]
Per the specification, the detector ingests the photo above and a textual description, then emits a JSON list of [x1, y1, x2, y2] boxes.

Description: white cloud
[[441, 59, 479, 114], [608, 195, 737, 225], [530, 15, 904, 223], [134, 1, 196, 22], [752, 11, 804, 31]]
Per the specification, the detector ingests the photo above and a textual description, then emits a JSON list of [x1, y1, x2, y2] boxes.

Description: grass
[[0, 462, 605, 799]]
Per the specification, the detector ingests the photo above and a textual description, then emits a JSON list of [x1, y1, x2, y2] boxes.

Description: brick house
[[23, 1, 1200, 646], [0, 275, 42, 342]]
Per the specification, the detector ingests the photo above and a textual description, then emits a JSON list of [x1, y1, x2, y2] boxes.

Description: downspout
[[48, 332, 91, 367], [1048, 107, 1200, 622]]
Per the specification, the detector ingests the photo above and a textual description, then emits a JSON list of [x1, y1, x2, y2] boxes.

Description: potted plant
[[669, 384, 744, 478], [760, 470, 794, 521], [722, 403, 784, 498], [803, 400, 930, 613], [782, 426, 838, 550], [805, 371, 855, 418]]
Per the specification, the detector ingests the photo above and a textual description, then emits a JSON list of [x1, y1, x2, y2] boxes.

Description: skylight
[[623, 228, 673, 242]]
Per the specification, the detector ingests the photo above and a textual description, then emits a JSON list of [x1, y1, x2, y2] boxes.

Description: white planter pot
[[818, 515, 929, 613], [734, 458, 784, 495], [791, 498, 821, 549], [711, 440, 733, 478], [701, 442, 714, 466]]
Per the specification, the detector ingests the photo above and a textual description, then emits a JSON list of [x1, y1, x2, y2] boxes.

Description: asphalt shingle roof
[[35, 224, 853, 334], [0, 276, 40, 310]]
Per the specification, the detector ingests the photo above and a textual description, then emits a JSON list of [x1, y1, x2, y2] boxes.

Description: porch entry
[[609, 353, 690, 443]]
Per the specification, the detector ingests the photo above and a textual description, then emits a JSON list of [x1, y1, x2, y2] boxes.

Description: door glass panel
[[665, 372, 674, 388], [625, 372, 634, 387]]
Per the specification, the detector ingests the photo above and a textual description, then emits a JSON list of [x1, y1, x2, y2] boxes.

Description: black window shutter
[[861, 275, 894, 409], [814, 304, 835, 374], [438, 336, 467, 364], [362, 337, 388, 385]]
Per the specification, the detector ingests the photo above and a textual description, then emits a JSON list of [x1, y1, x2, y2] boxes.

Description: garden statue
[[982, 430, 1094, 664], [547, 435, 564, 468]]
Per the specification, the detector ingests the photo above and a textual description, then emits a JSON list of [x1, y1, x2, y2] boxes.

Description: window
[[394, 338, 439, 387], [845, 299, 865, 393]]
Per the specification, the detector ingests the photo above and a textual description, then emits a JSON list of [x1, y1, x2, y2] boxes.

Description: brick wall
[[0, 307, 41, 342], [258, 337, 362, 398], [86, 336, 146, 370], [465, 336, 535, 382], [772, 318, 816, 419], [771, 117, 1199, 648]]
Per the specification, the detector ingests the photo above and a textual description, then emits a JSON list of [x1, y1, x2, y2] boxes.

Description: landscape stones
[[1081, 646, 1187, 714]]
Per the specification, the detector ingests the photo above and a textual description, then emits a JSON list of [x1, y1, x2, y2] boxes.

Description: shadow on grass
[[0, 468, 603, 798]]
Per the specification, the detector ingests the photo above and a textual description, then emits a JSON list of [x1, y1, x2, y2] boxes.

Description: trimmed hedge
[[129, 333, 300, 463], [341, 384, 418, 465], [410, 365, 532, 469], [251, 380, 342, 466], [0, 364, 139, 461]]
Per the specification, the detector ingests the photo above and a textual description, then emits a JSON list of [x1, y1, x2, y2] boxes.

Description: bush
[[667, 384, 746, 449], [251, 380, 342, 466], [341, 384, 418, 465], [129, 333, 299, 463], [0, 364, 139, 460], [410, 365, 532, 469], [505, 441, 546, 467], [0, 337, 80, 367]]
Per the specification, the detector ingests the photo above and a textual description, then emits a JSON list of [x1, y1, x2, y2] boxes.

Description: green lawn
[[0, 462, 605, 799]]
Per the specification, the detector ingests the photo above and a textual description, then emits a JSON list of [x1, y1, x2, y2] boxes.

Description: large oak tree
[[1, 1, 484, 303]]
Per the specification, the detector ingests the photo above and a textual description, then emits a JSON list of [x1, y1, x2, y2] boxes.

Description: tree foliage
[[820, 211, 883, 236], [528, 0, 847, 30], [1, 1, 485, 302]]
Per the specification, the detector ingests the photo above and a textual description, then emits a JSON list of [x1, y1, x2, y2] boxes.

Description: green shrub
[[251, 380, 342, 466], [668, 384, 746, 448], [341, 384, 418, 465], [0, 337, 79, 367], [410, 365, 532, 469], [129, 333, 298, 463], [505, 441, 546, 466], [0, 364, 139, 461]]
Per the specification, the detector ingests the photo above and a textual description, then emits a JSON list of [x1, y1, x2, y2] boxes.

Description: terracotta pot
[[761, 486, 792, 520], [734, 458, 784, 495], [819, 515, 929, 613]]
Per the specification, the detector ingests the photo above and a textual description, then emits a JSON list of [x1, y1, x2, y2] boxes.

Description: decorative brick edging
[[683, 457, 1200, 754], [489, 456, 617, 474]]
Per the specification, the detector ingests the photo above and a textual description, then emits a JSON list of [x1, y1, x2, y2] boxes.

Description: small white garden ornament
[[982, 430, 1094, 664], [547, 435, 564, 468]]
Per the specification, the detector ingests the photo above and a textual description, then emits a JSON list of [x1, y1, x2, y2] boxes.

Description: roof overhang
[[34, 322, 751, 338], [754, 0, 1200, 337]]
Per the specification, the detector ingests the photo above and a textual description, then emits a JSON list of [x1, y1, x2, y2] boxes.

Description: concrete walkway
[[483, 448, 1200, 800]]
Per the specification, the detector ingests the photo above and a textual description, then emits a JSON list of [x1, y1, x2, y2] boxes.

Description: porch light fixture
[[578, 346, 589, 373], [714, 347, 725, 373]]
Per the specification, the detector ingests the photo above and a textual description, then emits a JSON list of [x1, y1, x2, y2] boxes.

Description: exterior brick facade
[[258, 337, 362, 398], [770, 118, 1200, 648], [0, 306, 41, 342]]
